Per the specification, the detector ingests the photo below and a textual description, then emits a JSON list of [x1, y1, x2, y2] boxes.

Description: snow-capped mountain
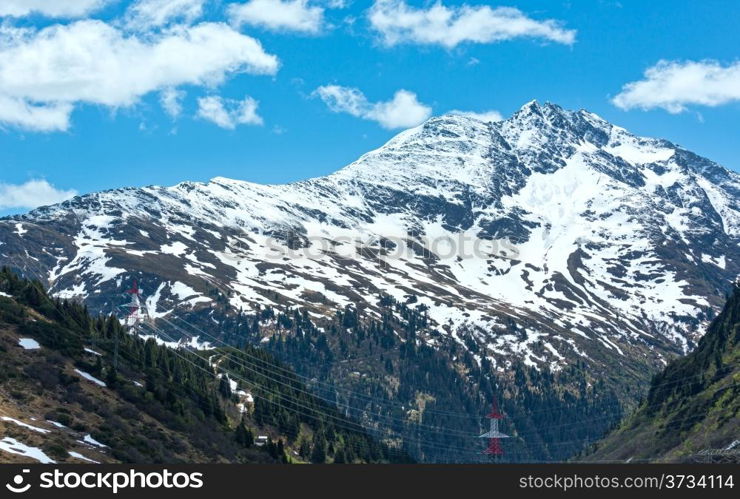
[[2, 101, 738, 372]]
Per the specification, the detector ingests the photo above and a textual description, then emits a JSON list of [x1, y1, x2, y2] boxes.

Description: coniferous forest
[[182, 292, 626, 462], [0, 267, 408, 464]]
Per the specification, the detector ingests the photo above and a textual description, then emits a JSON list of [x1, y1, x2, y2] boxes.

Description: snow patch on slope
[[0, 437, 56, 463]]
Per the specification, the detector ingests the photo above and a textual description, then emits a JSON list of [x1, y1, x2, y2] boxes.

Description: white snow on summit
[[3, 101, 739, 369]]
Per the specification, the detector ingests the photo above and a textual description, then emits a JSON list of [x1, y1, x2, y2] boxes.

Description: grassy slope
[[584, 285, 739, 463], [0, 269, 404, 464]]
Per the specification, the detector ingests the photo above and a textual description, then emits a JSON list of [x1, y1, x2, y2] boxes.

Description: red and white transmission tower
[[121, 279, 147, 329], [479, 398, 509, 458]]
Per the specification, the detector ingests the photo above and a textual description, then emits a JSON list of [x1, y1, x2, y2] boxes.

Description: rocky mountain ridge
[[2, 101, 737, 373]]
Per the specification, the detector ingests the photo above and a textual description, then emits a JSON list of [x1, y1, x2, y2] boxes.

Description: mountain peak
[[327, 99, 740, 202], [519, 99, 541, 112], [505, 100, 572, 131], [0, 99, 738, 423], [514, 99, 566, 116]]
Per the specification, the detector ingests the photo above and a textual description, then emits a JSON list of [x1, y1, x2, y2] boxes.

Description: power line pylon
[[121, 279, 148, 333], [89, 279, 146, 370], [479, 398, 509, 459]]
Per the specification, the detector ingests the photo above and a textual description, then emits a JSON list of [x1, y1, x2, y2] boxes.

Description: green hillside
[[584, 284, 740, 463], [0, 268, 407, 464]]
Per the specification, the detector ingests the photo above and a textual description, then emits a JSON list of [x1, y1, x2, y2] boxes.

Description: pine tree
[[219, 375, 232, 399], [334, 448, 347, 464], [311, 436, 326, 464], [105, 365, 118, 387], [235, 419, 254, 448], [276, 439, 287, 463]]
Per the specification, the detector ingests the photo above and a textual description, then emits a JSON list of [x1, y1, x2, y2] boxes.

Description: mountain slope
[[585, 284, 739, 463], [1, 100, 738, 461], [2, 102, 737, 366], [0, 268, 404, 464]]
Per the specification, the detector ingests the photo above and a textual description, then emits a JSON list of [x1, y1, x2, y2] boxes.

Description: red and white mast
[[479, 398, 509, 457], [122, 279, 146, 328]]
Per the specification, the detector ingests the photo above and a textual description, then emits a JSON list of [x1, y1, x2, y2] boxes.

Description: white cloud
[[124, 0, 207, 30], [228, 0, 325, 34], [314, 85, 431, 129], [368, 0, 576, 48], [323, 0, 347, 8], [160, 87, 185, 118], [366, 90, 432, 129], [0, 0, 108, 18], [613, 60, 740, 113], [448, 109, 503, 122], [0, 179, 77, 209], [315, 85, 366, 114], [0, 95, 73, 132], [196, 95, 263, 128], [0, 20, 278, 131]]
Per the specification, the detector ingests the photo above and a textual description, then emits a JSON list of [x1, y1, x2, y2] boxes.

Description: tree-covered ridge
[[585, 284, 740, 463], [185, 292, 626, 462], [0, 268, 406, 464]]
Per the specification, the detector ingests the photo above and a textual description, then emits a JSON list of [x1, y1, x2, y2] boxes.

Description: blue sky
[[0, 0, 738, 216]]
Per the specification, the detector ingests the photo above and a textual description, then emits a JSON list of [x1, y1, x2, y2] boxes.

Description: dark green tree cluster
[[0, 267, 406, 464], [201, 292, 624, 462], [216, 344, 407, 463]]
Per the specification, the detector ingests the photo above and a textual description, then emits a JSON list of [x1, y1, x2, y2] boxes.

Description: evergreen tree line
[[0, 267, 408, 463], [186, 293, 625, 462]]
